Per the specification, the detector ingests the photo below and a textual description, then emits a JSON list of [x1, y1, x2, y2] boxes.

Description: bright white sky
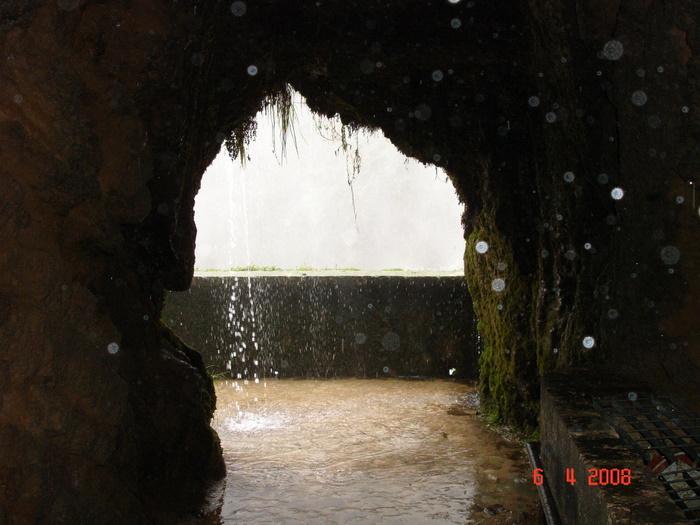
[[193, 91, 465, 271]]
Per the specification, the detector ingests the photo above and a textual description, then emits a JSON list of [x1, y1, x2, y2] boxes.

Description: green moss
[[229, 265, 283, 272], [315, 267, 361, 271], [226, 84, 298, 165], [464, 206, 539, 433], [206, 365, 229, 380]]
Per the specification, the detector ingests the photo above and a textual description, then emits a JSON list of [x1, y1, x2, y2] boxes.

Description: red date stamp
[[533, 468, 632, 486]]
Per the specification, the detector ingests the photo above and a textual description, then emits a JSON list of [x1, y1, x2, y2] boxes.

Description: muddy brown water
[[209, 378, 539, 524]]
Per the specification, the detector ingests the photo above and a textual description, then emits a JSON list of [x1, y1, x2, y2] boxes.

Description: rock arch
[[0, 0, 697, 521]]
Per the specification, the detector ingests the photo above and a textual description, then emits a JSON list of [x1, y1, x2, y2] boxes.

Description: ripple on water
[[212, 378, 538, 524], [224, 410, 291, 433]]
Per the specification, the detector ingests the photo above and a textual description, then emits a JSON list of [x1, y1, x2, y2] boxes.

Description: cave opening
[[192, 87, 466, 274], [165, 86, 481, 381], [160, 88, 529, 523]]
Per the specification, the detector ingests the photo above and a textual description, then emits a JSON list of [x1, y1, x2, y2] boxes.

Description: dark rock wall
[[522, 0, 699, 413], [0, 0, 697, 521], [0, 1, 226, 522]]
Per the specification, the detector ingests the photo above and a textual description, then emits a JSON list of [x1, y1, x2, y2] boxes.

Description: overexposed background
[[193, 91, 465, 271]]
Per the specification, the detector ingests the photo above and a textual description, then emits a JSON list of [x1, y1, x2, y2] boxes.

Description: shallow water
[[211, 379, 538, 524]]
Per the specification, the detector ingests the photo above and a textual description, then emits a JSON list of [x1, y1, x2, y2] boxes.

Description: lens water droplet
[[491, 278, 505, 292], [414, 104, 432, 121], [602, 40, 624, 60], [231, 1, 247, 16], [660, 246, 680, 265], [382, 332, 401, 351], [631, 90, 647, 106]]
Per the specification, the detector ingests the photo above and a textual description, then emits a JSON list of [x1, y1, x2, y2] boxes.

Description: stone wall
[[163, 274, 478, 380]]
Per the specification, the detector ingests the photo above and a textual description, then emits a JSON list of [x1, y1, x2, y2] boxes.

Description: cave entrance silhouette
[[192, 89, 466, 273], [1, 1, 697, 522]]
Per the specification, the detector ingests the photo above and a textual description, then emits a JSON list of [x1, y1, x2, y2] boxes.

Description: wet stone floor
[[207, 379, 539, 524]]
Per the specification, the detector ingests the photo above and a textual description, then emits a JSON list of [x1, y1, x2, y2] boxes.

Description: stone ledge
[[540, 368, 688, 524], [193, 270, 464, 277]]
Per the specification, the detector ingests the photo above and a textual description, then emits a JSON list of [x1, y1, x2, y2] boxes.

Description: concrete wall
[[163, 273, 477, 379]]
